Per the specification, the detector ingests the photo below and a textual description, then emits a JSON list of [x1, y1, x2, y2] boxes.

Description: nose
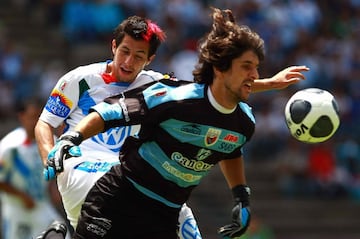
[[250, 68, 259, 80], [124, 55, 134, 65]]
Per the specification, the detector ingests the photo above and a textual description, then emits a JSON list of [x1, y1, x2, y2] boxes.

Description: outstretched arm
[[253, 65, 309, 92], [74, 111, 105, 141]]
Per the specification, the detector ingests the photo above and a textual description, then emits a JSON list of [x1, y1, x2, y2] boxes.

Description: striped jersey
[[91, 79, 256, 207]]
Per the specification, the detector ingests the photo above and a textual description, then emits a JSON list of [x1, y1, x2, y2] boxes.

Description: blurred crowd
[[0, 0, 359, 201]]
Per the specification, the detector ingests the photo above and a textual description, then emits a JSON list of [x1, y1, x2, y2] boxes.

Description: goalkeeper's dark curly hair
[[193, 7, 265, 84]]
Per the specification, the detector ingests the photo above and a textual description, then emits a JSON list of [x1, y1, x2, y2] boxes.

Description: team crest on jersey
[[45, 90, 72, 117], [205, 128, 221, 146], [59, 80, 67, 91]]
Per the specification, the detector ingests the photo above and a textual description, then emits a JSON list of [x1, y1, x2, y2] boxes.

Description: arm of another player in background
[[34, 120, 57, 166], [252, 65, 309, 92], [0, 182, 36, 209]]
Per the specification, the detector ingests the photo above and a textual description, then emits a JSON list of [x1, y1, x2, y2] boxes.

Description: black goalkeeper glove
[[44, 131, 83, 181], [218, 185, 251, 238]]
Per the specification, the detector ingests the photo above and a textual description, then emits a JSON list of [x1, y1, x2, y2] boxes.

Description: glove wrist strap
[[59, 131, 84, 146], [232, 185, 250, 206]]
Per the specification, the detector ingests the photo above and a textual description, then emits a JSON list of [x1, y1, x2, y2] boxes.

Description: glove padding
[[44, 131, 83, 181], [218, 185, 251, 238]]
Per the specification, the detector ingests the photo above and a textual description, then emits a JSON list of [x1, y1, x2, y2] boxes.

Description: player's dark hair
[[113, 16, 166, 58], [193, 8, 265, 84], [15, 97, 43, 113]]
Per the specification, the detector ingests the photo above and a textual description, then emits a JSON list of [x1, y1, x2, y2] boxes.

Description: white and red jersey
[[39, 61, 164, 228], [40, 62, 163, 158]]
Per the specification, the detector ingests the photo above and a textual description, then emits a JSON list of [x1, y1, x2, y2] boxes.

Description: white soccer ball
[[284, 88, 340, 143]]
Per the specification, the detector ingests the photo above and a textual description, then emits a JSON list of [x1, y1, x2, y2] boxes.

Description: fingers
[[218, 222, 240, 237], [287, 65, 310, 72], [43, 166, 56, 181]]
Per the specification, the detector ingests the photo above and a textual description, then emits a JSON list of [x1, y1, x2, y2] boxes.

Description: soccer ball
[[284, 88, 340, 143]]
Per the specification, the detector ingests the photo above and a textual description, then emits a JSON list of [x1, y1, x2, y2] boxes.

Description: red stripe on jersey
[[101, 73, 117, 84]]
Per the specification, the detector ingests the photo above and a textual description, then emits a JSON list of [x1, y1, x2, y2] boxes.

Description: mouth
[[244, 82, 252, 92], [120, 66, 133, 75]]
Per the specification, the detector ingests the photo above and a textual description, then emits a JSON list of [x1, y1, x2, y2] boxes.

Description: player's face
[[220, 50, 259, 106], [19, 104, 42, 139], [111, 34, 153, 83]]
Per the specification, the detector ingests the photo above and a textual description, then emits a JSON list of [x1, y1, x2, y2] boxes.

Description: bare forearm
[[34, 120, 56, 166], [74, 112, 105, 140], [219, 156, 246, 189]]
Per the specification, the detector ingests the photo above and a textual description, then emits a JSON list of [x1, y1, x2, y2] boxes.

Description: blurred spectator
[[61, 0, 96, 42], [38, 60, 67, 101], [274, 137, 310, 197], [0, 39, 23, 83], [169, 39, 198, 81], [12, 57, 41, 102], [307, 141, 349, 198]]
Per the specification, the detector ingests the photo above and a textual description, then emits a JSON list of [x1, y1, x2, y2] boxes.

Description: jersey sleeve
[[39, 70, 83, 128]]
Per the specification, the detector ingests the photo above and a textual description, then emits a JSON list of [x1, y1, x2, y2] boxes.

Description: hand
[[218, 202, 251, 238], [269, 65, 310, 90], [44, 131, 83, 181], [218, 185, 251, 238]]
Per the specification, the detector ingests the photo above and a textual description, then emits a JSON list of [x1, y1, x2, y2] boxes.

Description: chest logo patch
[[205, 128, 221, 147]]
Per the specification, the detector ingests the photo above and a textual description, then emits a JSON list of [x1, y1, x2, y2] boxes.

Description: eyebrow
[[242, 60, 259, 67], [121, 45, 147, 56]]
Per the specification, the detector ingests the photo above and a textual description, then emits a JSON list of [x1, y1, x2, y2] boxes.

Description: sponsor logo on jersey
[[91, 126, 136, 152], [205, 128, 221, 146], [75, 161, 118, 173], [45, 90, 72, 117], [180, 124, 201, 135], [162, 161, 202, 183], [223, 133, 239, 142], [180, 217, 202, 239], [171, 152, 213, 172]]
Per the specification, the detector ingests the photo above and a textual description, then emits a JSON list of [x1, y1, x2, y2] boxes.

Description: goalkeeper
[[46, 7, 309, 239]]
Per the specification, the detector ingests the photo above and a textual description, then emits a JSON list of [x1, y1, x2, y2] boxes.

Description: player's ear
[[146, 54, 156, 66], [111, 39, 117, 55]]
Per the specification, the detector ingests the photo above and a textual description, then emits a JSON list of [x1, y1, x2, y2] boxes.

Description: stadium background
[[0, 0, 359, 238]]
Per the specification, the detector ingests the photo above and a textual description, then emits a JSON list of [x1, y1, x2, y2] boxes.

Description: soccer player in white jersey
[[35, 14, 309, 239], [0, 98, 69, 239]]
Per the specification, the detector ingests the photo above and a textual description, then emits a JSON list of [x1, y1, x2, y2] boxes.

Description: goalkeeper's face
[[111, 34, 155, 83]]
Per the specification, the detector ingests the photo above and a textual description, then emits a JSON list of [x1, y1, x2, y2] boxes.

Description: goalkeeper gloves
[[44, 131, 83, 181], [218, 185, 251, 239]]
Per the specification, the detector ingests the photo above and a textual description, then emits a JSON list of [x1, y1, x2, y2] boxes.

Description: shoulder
[[127, 70, 165, 90], [142, 81, 204, 103], [0, 128, 25, 156], [59, 62, 107, 84], [238, 102, 255, 123]]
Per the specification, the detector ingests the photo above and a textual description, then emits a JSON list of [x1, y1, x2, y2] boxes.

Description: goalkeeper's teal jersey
[[91, 80, 255, 208]]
